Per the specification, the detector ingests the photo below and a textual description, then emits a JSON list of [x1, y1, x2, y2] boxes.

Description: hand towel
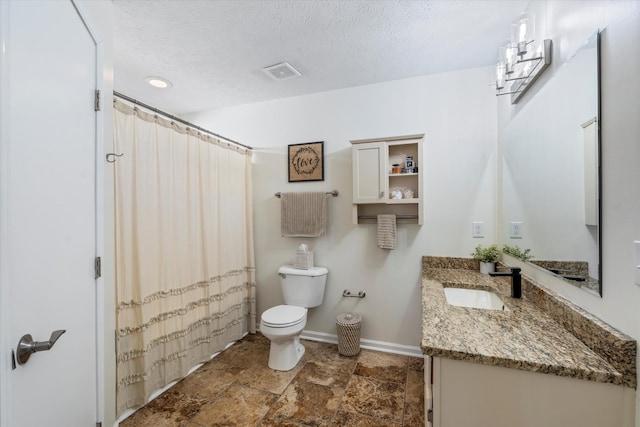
[[281, 192, 327, 237], [377, 214, 397, 249]]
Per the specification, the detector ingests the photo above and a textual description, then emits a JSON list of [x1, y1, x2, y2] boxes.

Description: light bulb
[[496, 63, 506, 90], [500, 41, 517, 74], [511, 12, 535, 56]]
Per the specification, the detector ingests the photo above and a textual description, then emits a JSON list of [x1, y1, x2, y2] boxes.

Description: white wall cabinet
[[425, 356, 635, 427], [351, 134, 424, 224]]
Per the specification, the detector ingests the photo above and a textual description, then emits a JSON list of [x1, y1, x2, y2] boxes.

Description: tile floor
[[120, 333, 425, 426]]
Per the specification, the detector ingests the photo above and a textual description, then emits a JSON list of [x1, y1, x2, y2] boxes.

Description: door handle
[[16, 329, 66, 365]]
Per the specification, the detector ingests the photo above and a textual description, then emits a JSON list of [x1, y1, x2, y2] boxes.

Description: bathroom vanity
[[421, 256, 636, 427]]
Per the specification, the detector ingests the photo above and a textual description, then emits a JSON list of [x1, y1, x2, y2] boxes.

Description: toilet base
[[267, 336, 305, 371]]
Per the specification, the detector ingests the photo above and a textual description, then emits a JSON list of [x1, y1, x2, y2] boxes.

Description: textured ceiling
[[113, 0, 530, 115]]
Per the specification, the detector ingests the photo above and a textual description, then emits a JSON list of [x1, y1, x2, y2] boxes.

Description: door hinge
[[95, 256, 102, 279], [94, 89, 101, 111], [427, 409, 433, 423], [96, 422, 102, 427]]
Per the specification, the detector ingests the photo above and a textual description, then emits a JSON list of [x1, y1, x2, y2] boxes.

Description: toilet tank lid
[[279, 265, 328, 276]]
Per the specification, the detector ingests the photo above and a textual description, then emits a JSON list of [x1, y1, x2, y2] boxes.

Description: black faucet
[[489, 267, 522, 299], [548, 268, 586, 282]]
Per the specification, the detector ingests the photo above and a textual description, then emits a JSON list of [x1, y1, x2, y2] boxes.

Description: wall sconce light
[[496, 12, 552, 104]]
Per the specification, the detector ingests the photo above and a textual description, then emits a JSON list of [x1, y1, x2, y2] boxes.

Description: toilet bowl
[[260, 305, 307, 371], [260, 265, 328, 371]]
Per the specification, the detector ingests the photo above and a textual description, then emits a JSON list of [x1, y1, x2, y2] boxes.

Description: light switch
[[634, 241, 640, 286]]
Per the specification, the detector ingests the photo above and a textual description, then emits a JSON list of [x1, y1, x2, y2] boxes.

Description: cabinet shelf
[[389, 172, 418, 177], [387, 198, 419, 204]]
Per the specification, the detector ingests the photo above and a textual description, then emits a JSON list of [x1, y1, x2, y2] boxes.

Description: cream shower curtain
[[113, 99, 256, 415]]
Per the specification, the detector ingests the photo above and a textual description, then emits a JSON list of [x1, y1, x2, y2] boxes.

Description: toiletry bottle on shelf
[[405, 156, 414, 173]]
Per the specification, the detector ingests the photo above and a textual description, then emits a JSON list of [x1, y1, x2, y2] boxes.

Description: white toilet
[[260, 265, 328, 371]]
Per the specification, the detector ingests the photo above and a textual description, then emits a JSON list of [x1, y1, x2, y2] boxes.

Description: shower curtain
[[113, 99, 256, 415]]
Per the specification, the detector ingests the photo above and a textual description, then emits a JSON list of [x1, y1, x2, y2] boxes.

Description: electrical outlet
[[472, 222, 484, 238], [510, 221, 523, 238]]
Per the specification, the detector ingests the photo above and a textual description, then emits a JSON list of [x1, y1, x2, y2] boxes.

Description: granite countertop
[[421, 265, 628, 386]]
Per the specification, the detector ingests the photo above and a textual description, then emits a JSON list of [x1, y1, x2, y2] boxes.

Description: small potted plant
[[502, 244, 533, 261], [472, 244, 500, 274]]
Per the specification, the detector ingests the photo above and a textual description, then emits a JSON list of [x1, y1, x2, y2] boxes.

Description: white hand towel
[[377, 214, 397, 249]]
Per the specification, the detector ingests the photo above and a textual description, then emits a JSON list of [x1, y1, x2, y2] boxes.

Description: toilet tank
[[278, 265, 328, 308]]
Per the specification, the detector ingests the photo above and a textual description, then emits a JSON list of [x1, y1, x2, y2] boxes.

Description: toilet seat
[[261, 305, 306, 328]]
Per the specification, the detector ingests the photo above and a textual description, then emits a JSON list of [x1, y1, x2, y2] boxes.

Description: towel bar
[[358, 215, 418, 220], [275, 190, 338, 198]]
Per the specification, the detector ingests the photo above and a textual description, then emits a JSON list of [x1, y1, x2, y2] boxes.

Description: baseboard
[[299, 329, 424, 358]]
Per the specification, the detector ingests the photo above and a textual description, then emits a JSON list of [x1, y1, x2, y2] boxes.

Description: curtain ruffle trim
[[117, 283, 256, 337], [117, 301, 252, 360], [117, 267, 255, 310], [117, 318, 245, 389], [116, 297, 255, 346]]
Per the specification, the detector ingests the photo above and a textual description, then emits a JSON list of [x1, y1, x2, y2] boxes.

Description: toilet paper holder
[[342, 289, 366, 298]]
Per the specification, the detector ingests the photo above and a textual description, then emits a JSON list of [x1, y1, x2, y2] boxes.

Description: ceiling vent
[[262, 62, 302, 81]]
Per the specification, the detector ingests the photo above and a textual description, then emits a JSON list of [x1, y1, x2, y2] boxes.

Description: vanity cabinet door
[[351, 141, 386, 203], [430, 357, 633, 427]]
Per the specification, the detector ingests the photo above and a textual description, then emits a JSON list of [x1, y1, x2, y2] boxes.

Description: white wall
[[189, 67, 497, 349], [497, 1, 640, 425]]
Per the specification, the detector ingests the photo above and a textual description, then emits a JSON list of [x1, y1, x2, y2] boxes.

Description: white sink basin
[[443, 287, 509, 311]]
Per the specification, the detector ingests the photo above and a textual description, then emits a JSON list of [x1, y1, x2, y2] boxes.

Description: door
[[3, 0, 98, 425], [351, 141, 386, 203]]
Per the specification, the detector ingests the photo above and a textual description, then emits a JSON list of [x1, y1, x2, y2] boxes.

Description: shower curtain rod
[[113, 91, 252, 150]]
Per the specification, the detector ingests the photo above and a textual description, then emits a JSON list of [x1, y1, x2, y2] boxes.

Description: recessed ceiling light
[[261, 62, 302, 81], [145, 76, 173, 89]]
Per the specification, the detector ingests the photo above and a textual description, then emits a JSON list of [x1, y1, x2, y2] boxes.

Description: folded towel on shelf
[[280, 192, 327, 237], [377, 214, 397, 249]]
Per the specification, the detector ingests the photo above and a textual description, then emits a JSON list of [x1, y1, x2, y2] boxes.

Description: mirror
[[501, 31, 601, 295]]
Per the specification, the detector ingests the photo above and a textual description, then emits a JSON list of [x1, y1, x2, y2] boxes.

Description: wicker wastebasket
[[336, 313, 362, 356]]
